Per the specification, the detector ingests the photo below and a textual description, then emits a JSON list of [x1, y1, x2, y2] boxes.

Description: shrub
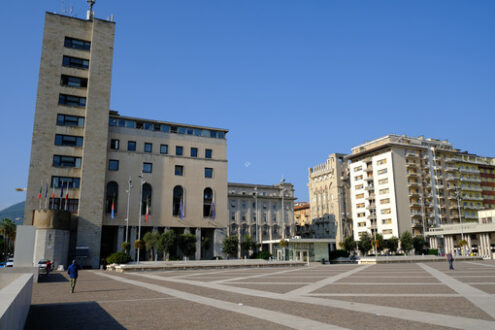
[[257, 250, 271, 260], [329, 249, 349, 260], [106, 252, 131, 265], [427, 249, 439, 255]]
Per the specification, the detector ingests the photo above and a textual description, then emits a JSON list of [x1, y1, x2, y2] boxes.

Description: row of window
[[59, 93, 86, 107], [105, 182, 215, 218], [64, 37, 91, 51], [57, 114, 85, 127], [109, 118, 226, 140], [61, 75, 87, 88], [110, 139, 213, 158], [108, 160, 213, 178]]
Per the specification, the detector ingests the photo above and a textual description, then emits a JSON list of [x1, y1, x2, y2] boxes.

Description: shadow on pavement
[[37, 273, 68, 283], [25, 301, 125, 330]]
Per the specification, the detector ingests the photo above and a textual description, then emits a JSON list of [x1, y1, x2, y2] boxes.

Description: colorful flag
[[51, 191, 55, 209], [64, 181, 69, 210], [59, 181, 64, 210], [44, 183, 48, 198], [38, 186, 42, 200], [210, 200, 215, 219], [179, 198, 184, 220], [145, 200, 149, 222], [111, 199, 115, 219]]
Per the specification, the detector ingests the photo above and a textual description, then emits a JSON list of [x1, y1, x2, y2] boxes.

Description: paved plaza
[[25, 261, 495, 329]]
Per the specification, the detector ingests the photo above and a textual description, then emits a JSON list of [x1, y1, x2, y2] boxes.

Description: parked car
[[0, 262, 6, 268], [6, 258, 14, 267], [38, 260, 50, 269]]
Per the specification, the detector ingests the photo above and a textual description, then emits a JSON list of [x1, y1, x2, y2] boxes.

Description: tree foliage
[[106, 251, 131, 264], [357, 232, 372, 256], [222, 235, 239, 259], [341, 236, 356, 253], [158, 230, 176, 260], [178, 233, 197, 259], [413, 236, 426, 254], [143, 231, 161, 261], [374, 233, 384, 252], [385, 237, 399, 254], [0, 218, 16, 260], [400, 231, 414, 255]]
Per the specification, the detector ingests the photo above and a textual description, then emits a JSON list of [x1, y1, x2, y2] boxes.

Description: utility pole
[[137, 173, 145, 264]]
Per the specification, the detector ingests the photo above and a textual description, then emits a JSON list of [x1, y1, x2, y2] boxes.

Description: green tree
[[158, 230, 176, 261], [143, 231, 160, 261], [121, 241, 131, 254], [341, 236, 356, 254], [0, 218, 16, 260], [240, 234, 256, 257], [222, 235, 239, 259], [400, 231, 414, 255], [374, 233, 384, 252], [357, 232, 372, 256], [413, 236, 426, 255], [385, 237, 399, 254], [178, 233, 197, 259]]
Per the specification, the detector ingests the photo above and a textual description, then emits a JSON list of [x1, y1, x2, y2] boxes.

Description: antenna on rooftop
[[86, 0, 95, 20]]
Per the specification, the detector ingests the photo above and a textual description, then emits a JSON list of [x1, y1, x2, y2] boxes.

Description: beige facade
[[228, 182, 296, 257], [307, 153, 351, 246], [24, 12, 229, 267]]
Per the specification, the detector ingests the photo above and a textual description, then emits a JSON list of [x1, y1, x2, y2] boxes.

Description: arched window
[[173, 185, 183, 217], [203, 188, 213, 217], [106, 181, 118, 214], [141, 183, 152, 215]]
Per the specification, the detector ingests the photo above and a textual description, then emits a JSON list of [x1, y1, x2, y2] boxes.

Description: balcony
[[445, 157, 457, 163], [462, 186, 482, 192], [366, 176, 374, 181], [460, 177, 481, 183], [406, 162, 417, 168], [408, 191, 420, 198], [407, 172, 419, 177], [445, 175, 456, 181], [368, 214, 377, 220], [365, 185, 375, 191], [411, 221, 423, 228], [464, 213, 478, 220], [446, 185, 456, 191], [445, 166, 457, 172], [447, 195, 456, 200], [409, 200, 421, 207], [410, 211, 423, 218], [366, 203, 376, 210], [460, 168, 480, 174], [463, 195, 483, 201], [408, 181, 420, 187], [405, 152, 418, 158]]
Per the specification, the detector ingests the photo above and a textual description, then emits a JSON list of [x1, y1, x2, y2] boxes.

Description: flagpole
[[137, 173, 145, 264]]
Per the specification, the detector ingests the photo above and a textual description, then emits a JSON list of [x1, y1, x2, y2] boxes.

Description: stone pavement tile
[[122, 273, 454, 330], [325, 296, 494, 321], [31, 271, 166, 305], [470, 284, 495, 294], [337, 276, 440, 283], [223, 283, 304, 294], [314, 284, 455, 294]]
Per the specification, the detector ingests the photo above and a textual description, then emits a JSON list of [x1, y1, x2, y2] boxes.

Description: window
[[176, 146, 183, 156], [60, 75, 88, 88], [64, 37, 91, 50], [55, 134, 83, 147], [356, 203, 365, 208], [380, 198, 390, 204], [358, 222, 366, 227], [57, 114, 84, 127], [173, 186, 183, 217], [382, 218, 392, 225], [108, 160, 119, 171], [382, 229, 393, 235], [62, 56, 89, 69], [128, 141, 136, 151], [144, 143, 152, 153], [110, 139, 119, 150], [175, 165, 184, 176], [143, 163, 152, 173], [205, 149, 212, 159], [355, 184, 364, 190], [53, 155, 81, 168], [355, 193, 365, 199], [354, 166, 362, 172], [357, 212, 365, 218], [205, 168, 213, 178], [377, 168, 388, 175], [379, 188, 389, 195], [355, 175, 363, 181], [105, 182, 118, 214], [191, 147, 198, 157], [59, 94, 86, 107], [50, 176, 80, 189], [204, 188, 213, 217], [381, 208, 391, 214], [141, 183, 152, 215], [378, 178, 388, 185], [49, 198, 79, 212], [160, 144, 168, 154], [377, 159, 387, 165]]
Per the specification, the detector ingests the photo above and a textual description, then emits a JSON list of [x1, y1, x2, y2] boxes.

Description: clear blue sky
[[1, 1, 494, 210]]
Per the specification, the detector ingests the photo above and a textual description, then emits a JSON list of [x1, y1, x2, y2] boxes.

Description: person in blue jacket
[[67, 259, 81, 293]]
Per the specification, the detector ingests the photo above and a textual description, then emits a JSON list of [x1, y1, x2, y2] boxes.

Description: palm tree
[[0, 218, 16, 259], [143, 231, 160, 261]]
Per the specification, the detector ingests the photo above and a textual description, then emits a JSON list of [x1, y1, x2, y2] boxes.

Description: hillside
[[0, 201, 25, 225]]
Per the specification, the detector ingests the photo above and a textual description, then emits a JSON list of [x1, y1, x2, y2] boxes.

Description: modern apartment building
[[227, 181, 296, 256], [307, 153, 351, 246], [347, 134, 494, 248], [24, 10, 228, 268]]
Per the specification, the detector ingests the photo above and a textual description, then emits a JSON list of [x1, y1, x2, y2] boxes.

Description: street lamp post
[[136, 173, 145, 264], [125, 176, 132, 243], [454, 184, 465, 255], [254, 186, 259, 251], [419, 195, 426, 243]]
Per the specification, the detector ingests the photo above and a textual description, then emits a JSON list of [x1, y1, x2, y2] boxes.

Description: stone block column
[[213, 228, 226, 258], [130, 226, 137, 260], [195, 228, 201, 260], [117, 226, 124, 252]]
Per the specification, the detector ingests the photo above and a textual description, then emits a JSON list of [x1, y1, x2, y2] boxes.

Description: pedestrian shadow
[[37, 273, 68, 283], [25, 301, 125, 330]]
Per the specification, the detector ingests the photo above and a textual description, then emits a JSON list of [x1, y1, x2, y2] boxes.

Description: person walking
[[45, 260, 51, 275], [447, 251, 454, 270], [67, 260, 80, 293]]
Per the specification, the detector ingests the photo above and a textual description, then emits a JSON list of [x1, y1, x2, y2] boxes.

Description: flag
[[51, 191, 55, 209], [38, 186, 42, 200], [64, 181, 69, 210], [145, 200, 149, 222], [59, 181, 64, 209], [111, 199, 115, 219], [210, 200, 215, 219], [44, 183, 48, 198], [179, 198, 184, 220]]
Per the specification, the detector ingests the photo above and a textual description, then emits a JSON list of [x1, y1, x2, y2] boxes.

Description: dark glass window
[[160, 144, 168, 154], [160, 125, 170, 132], [205, 149, 212, 159], [191, 148, 198, 157], [60, 75, 88, 88], [210, 131, 217, 138], [187, 128, 194, 135], [205, 168, 213, 178], [175, 165, 184, 176], [55, 134, 83, 147], [178, 127, 186, 134], [64, 37, 91, 50], [59, 94, 86, 107], [203, 188, 213, 217], [109, 160, 119, 171], [105, 181, 118, 214], [176, 146, 183, 156], [62, 56, 89, 69], [141, 183, 152, 215], [144, 143, 152, 153], [110, 139, 119, 150], [128, 141, 136, 151], [53, 155, 81, 168], [143, 162, 152, 173], [173, 186, 183, 217], [57, 114, 84, 127], [217, 131, 225, 139], [50, 176, 80, 189]]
